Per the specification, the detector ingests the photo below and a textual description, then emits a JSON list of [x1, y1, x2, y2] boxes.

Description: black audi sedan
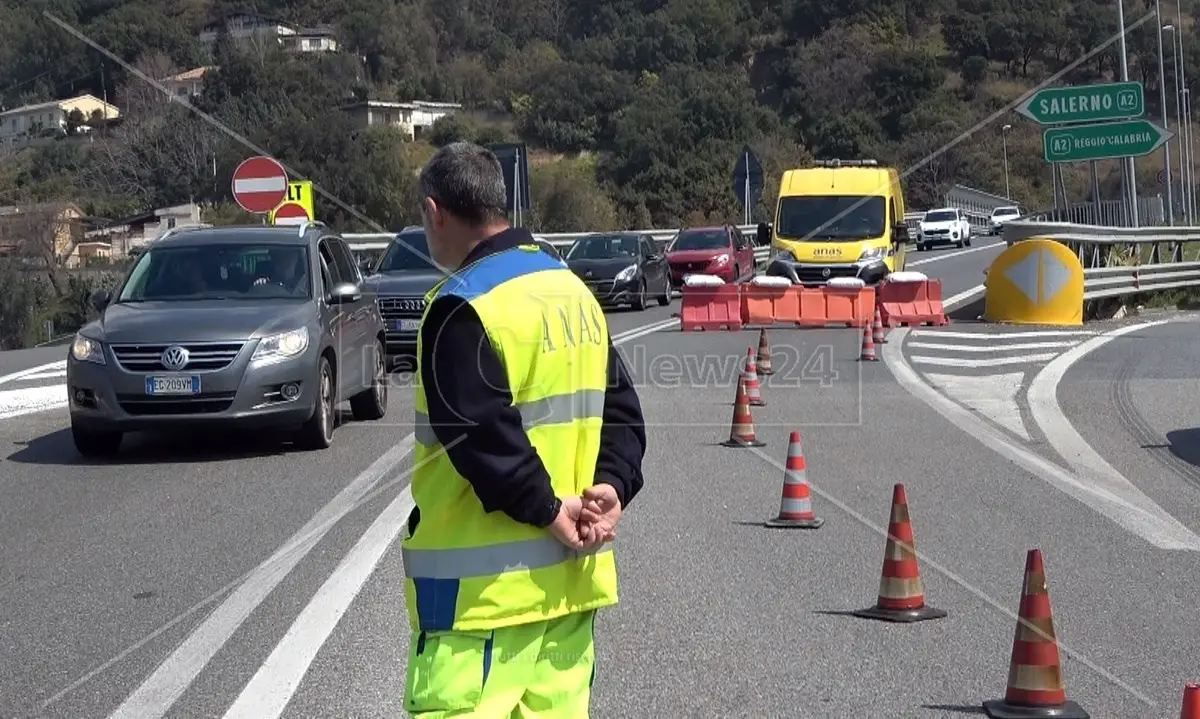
[[564, 232, 671, 310], [363, 228, 568, 361]]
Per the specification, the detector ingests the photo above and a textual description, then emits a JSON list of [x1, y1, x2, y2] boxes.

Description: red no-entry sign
[[271, 201, 310, 226], [232, 156, 288, 213]]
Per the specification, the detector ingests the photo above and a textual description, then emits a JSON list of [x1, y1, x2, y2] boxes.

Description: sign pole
[[512, 147, 521, 228], [1090, 162, 1101, 224], [743, 151, 750, 225]]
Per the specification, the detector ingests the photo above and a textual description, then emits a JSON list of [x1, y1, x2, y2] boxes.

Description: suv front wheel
[[296, 356, 335, 450], [71, 422, 122, 458]]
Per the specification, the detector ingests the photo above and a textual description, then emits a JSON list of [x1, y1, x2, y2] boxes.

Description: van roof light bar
[[812, 159, 879, 168]]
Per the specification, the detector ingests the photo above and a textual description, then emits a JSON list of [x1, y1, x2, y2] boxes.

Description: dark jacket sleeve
[[593, 339, 646, 509], [419, 295, 561, 528]]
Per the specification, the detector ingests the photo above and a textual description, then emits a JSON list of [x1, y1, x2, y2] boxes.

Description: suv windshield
[[777, 195, 886, 241], [377, 231, 437, 272], [116, 243, 312, 301], [993, 207, 1020, 217], [671, 230, 729, 252], [567, 234, 639, 260], [924, 211, 958, 222]]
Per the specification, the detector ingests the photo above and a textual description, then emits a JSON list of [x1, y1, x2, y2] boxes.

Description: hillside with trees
[[0, 0, 1196, 346]]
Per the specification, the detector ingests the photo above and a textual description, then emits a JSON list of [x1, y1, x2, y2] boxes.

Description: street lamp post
[[1001, 124, 1012, 199], [1117, 0, 1140, 226], [1166, 25, 1188, 223], [1157, 0, 1175, 225]]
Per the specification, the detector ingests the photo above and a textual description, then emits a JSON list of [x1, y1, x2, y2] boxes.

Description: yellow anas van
[[763, 159, 910, 285]]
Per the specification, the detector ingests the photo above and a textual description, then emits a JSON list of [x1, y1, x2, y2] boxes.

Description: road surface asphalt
[[2, 236, 1196, 718]]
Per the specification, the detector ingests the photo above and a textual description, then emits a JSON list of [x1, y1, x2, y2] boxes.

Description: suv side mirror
[[892, 224, 909, 244], [328, 282, 362, 304], [756, 223, 772, 246], [357, 256, 374, 274], [89, 289, 111, 312]]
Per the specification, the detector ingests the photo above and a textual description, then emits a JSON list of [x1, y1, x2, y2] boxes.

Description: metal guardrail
[[342, 211, 987, 267], [1001, 219, 1200, 300]]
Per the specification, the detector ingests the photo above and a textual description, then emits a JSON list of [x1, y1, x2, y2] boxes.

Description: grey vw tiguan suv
[[66, 223, 388, 457]]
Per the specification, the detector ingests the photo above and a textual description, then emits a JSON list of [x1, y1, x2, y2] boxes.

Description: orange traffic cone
[[722, 378, 765, 448], [1182, 684, 1200, 719], [853, 483, 946, 623], [872, 306, 888, 345], [983, 550, 1089, 719], [764, 431, 823, 528], [756, 329, 774, 375], [859, 324, 878, 361], [742, 347, 765, 406]]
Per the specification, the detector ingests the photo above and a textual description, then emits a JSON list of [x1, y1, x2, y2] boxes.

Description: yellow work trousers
[[404, 610, 598, 718]]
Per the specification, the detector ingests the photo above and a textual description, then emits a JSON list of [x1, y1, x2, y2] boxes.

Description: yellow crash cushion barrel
[[983, 239, 1084, 326]]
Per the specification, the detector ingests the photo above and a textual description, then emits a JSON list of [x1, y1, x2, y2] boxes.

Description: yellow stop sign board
[[983, 239, 1084, 325], [269, 181, 314, 225]]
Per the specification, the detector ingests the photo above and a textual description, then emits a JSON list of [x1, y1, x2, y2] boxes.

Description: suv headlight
[[251, 327, 309, 366], [70, 334, 105, 364], [615, 264, 638, 282], [858, 247, 887, 262], [712, 253, 731, 265]]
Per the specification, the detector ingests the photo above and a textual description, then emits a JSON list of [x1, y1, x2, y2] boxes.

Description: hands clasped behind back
[[548, 485, 623, 552]]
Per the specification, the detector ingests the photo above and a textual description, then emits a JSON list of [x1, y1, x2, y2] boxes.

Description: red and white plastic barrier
[[876, 271, 948, 327], [680, 275, 743, 331]]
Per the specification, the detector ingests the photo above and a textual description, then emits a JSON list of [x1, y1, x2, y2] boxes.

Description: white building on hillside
[[340, 100, 462, 140], [0, 94, 119, 145], [198, 13, 338, 54]]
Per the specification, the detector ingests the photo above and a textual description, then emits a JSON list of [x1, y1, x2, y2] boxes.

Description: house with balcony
[[340, 100, 462, 140], [0, 94, 120, 146], [161, 67, 216, 99], [0, 202, 102, 267], [198, 12, 338, 54]]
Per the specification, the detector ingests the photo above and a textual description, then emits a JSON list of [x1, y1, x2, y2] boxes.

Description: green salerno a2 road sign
[[1017, 82, 1145, 125], [1042, 119, 1172, 163]]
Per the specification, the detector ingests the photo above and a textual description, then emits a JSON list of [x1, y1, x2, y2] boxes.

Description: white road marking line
[[104, 435, 417, 719], [906, 239, 1007, 266], [612, 316, 677, 342], [222, 485, 416, 718], [16, 369, 68, 380], [0, 359, 66, 387], [0, 385, 68, 419], [910, 353, 1059, 368], [924, 371, 1030, 440], [908, 340, 1078, 353], [1026, 318, 1200, 550], [886, 326, 1200, 552], [217, 315, 672, 717], [942, 285, 985, 309], [911, 329, 1097, 339]]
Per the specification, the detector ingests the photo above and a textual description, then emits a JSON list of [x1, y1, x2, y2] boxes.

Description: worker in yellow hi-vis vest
[[401, 142, 646, 717]]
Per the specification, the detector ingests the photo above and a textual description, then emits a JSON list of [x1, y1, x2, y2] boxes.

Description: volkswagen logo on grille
[[160, 345, 189, 371], [821, 268, 831, 278]]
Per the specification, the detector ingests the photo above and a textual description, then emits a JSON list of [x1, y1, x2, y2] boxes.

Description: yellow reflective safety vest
[[403, 244, 619, 633]]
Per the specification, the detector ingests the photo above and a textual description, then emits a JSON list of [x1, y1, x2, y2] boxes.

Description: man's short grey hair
[[418, 142, 509, 226]]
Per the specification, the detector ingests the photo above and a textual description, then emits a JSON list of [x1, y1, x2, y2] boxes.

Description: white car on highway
[[915, 208, 971, 251], [988, 206, 1022, 235]]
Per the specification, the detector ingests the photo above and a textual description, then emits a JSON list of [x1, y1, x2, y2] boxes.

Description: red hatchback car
[[665, 225, 756, 288]]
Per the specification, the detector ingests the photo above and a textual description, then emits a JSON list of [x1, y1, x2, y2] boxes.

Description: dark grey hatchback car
[[66, 223, 389, 457]]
